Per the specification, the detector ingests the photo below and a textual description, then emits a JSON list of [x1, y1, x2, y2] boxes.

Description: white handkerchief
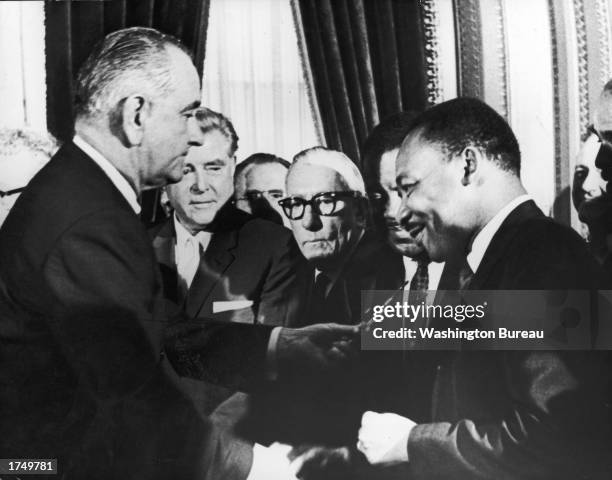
[[212, 300, 254, 313]]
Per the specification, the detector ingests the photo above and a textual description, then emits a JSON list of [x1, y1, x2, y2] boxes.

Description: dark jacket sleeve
[[406, 224, 612, 479], [407, 350, 610, 479], [41, 209, 254, 480]]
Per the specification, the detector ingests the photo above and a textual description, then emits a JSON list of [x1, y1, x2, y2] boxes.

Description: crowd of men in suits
[[1, 26, 612, 480]]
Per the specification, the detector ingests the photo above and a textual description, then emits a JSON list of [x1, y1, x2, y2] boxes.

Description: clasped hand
[[277, 323, 359, 376]]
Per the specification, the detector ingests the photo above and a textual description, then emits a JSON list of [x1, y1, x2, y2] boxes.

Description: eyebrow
[[180, 100, 201, 113]]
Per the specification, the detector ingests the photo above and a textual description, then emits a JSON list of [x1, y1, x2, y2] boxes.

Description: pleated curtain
[[294, 0, 428, 167]]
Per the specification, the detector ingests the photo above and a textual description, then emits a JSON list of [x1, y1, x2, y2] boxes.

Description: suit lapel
[[184, 228, 238, 318], [151, 219, 179, 303], [469, 200, 543, 290]]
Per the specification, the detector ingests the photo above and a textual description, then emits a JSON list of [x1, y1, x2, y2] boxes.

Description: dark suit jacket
[[293, 232, 403, 327], [150, 207, 304, 412], [407, 200, 612, 479], [0, 142, 274, 480], [151, 205, 304, 326]]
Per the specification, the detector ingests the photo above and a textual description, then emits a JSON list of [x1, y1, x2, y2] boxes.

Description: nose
[[396, 195, 412, 228], [191, 169, 210, 194], [187, 116, 203, 146], [301, 203, 322, 231], [385, 193, 401, 221]]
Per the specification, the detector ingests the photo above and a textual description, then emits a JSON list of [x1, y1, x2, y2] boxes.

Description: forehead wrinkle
[[287, 165, 347, 198]]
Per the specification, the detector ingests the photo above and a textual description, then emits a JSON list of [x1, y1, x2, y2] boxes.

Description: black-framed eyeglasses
[[0, 187, 26, 198], [278, 191, 362, 220]]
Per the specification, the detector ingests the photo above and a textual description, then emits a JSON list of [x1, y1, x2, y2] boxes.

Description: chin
[[388, 236, 424, 259], [423, 242, 447, 263], [394, 243, 426, 258], [190, 212, 216, 226], [301, 242, 338, 264]]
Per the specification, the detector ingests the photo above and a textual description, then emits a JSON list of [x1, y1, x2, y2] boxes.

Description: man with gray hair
[[0, 128, 57, 226], [281, 147, 398, 326], [0, 27, 356, 480], [243, 147, 399, 447]]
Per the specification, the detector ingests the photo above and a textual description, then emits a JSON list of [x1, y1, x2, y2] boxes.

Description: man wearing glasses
[[280, 146, 399, 327], [233, 152, 291, 227], [249, 147, 399, 447]]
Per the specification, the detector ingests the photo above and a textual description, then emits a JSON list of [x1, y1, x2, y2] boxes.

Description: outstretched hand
[[277, 323, 360, 377]]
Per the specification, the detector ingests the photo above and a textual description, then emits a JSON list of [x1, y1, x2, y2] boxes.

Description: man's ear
[[121, 95, 149, 146], [460, 146, 480, 186]]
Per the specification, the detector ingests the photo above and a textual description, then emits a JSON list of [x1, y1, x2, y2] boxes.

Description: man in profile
[[0, 128, 57, 227], [362, 111, 449, 294], [234, 152, 290, 227], [357, 97, 612, 479], [0, 27, 356, 480]]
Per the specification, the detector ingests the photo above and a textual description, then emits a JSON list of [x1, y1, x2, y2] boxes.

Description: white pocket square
[[212, 300, 254, 313]]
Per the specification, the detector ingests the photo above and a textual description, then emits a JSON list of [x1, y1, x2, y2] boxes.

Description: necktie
[[409, 259, 430, 293], [312, 272, 330, 302], [458, 258, 474, 291], [408, 259, 430, 310], [310, 272, 331, 321], [177, 236, 201, 301]]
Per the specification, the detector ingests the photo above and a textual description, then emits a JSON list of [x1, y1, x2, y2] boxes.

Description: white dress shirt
[[73, 135, 141, 214], [173, 214, 211, 292]]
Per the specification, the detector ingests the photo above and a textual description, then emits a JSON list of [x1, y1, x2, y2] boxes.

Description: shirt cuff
[[265, 326, 283, 381], [246, 443, 295, 480]]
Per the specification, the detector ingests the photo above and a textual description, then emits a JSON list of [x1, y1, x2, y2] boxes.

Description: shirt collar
[[173, 213, 211, 248], [466, 194, 532, 273], [73, 135, 141, 214]]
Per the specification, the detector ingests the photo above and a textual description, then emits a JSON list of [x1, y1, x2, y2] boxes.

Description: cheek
[[320, 217, 343, 239]]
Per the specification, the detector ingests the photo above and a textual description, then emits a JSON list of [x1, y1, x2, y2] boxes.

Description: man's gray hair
[[74, 27, 191, 120], [291, 146, 366, 194], [0, 128, 58, 158]]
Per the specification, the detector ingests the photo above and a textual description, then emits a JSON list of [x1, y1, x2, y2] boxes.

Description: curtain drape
[[294, 0, 428, 167], [202, 0, 320, 162], [44, 0, 211, 224]]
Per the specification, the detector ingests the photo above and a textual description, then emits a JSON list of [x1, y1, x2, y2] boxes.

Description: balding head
[[75, 27, 192, 122], [73, 27, 202, 192]]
